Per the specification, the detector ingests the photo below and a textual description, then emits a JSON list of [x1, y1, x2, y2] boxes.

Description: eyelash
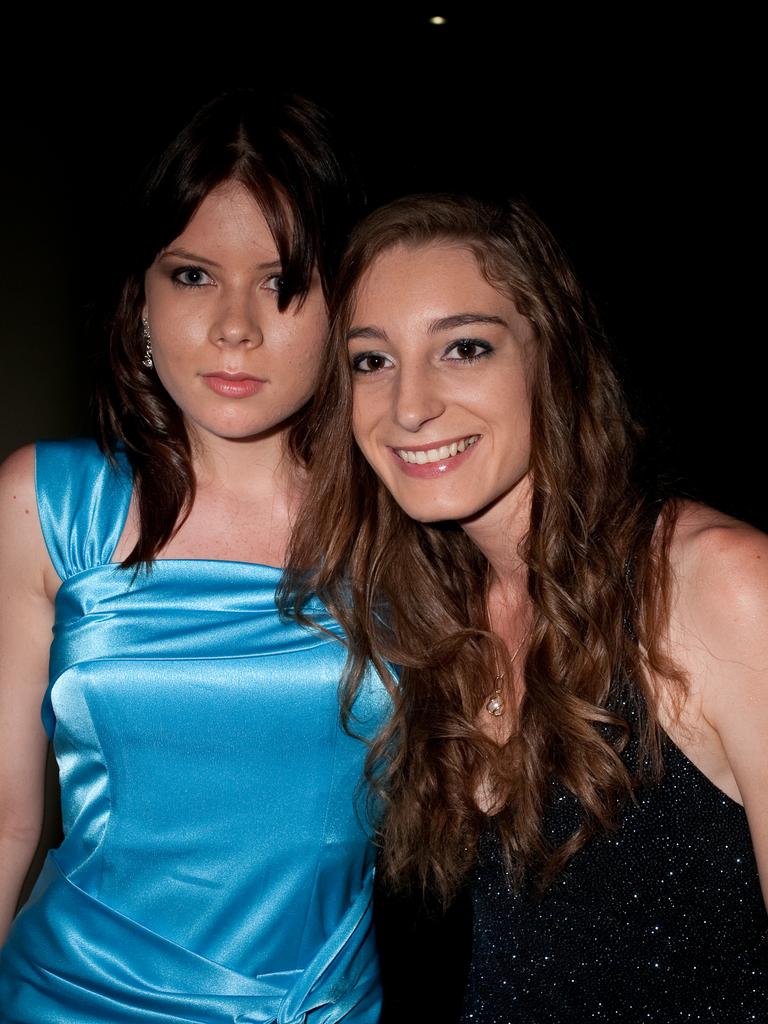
[[351, 338, 494, 374]]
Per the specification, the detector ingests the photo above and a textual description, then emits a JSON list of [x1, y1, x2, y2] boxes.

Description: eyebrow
[[347, 312, 508, 343], [427, 313, 509, 334], [347, 325, 388, 342], [158, 248, 282, 272]]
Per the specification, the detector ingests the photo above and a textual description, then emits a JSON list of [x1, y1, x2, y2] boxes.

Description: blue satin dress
[[0, 439, 387, 1024]]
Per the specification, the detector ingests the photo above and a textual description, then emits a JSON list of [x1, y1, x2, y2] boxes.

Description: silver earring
[[141, 318, 153, 369]]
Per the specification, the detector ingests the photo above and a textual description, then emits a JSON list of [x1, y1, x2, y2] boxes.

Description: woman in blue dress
[[0, 90, 388, 1022]]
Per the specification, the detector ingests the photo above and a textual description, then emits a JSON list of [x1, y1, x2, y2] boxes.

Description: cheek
[[151, 358, 194, 417], [350, 382, 394, 457], [279, 306, 328, 365], [145, 293, 207, 366], [144, 275, 177, 328], [351, 408, 388, 480], [285, 336, 325, 400], [151, 337, 198, 396], [350, 388, 371, 447]]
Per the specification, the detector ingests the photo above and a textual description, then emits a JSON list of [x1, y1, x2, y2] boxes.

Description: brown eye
[[457, 341, 479, 358], [444, 338, 493, 362], [351, 352, 393, 373]]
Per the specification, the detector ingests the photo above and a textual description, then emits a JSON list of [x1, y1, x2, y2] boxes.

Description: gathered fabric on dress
[[0, 439, 388, 1024]]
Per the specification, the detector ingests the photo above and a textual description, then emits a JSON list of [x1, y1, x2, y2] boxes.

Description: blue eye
[[263, 274, 285, 293], [172, 266, 212, 288], [443, 338, 493, 362], [351, 352, 393, 374]]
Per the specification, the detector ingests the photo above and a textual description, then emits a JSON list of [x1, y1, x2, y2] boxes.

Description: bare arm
[[0, 445, 56, 943], [670, 514, 768, 908]]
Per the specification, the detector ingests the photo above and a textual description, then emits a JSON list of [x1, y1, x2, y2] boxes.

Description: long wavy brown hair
[[281, 194, 683, 903], [94, 89, 359, 567]]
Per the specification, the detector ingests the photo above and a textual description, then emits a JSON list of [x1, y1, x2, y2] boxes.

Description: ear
[[141, 303, 148, 323]]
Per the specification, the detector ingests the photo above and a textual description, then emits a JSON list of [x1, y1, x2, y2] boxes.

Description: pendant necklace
[[485, 634, 527, 717]]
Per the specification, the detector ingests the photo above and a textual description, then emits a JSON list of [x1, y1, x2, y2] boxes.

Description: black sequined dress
[[462, 734, 768, 1023]]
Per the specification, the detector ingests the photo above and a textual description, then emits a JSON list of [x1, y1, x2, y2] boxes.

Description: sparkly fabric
[[462, 735, 768, 1023]]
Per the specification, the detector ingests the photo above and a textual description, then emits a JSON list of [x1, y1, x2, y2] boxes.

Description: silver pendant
[[486, 691, 505, 717]]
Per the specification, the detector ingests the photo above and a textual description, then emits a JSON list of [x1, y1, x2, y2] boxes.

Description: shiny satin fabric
[[0, 440, 388, 1023]]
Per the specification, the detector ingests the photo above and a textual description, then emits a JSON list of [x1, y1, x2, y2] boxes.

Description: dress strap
[[34, 439, 132, 581]]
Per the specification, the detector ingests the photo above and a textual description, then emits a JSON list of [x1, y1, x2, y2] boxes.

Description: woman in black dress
[[284, 193, 768, 1022]]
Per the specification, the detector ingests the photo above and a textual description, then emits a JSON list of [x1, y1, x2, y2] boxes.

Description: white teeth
[[396, 435, 479, 463]]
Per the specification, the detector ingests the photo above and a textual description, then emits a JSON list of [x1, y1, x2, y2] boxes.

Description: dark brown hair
[[95, 89, 358, 567], [281, 194, 682, 902]]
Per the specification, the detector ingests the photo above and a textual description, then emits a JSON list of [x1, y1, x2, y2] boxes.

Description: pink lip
[[202, 372, 265, 398], [388, 436, 481, 478]]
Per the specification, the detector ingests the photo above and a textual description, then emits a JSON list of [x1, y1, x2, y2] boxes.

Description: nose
[[211, 288, 263, 349], [393, 364, 446, 433]]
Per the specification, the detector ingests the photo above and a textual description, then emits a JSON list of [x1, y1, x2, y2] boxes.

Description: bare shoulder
[[666, 500, 768, 641], [669, 497, 764, 555], [667, 506, 768, 894], [0, 444, 54, 595], [663, 499, 768, 738], [0, 445, 40, 542], [0, 444, 37, 502]]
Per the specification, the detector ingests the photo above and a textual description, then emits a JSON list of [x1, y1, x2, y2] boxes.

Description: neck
[[459, 472, 532, 595], [188, 425, 302, 503]]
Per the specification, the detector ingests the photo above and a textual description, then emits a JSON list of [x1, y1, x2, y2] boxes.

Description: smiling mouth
[[394, 435, 481, 465]]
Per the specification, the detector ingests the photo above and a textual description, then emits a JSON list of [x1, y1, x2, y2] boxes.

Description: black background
[[1, 11, 764, 527]]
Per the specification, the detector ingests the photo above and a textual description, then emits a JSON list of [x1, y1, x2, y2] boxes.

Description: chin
[[208, 409, 294, 438], [397, 499, 481, 525]]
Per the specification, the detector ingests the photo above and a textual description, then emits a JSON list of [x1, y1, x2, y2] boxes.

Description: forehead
[[171, 180, 277, 251], [352, 242, 519, 327]]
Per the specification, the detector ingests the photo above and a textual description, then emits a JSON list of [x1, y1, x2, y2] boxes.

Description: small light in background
[[429, 16, 447, 26]]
